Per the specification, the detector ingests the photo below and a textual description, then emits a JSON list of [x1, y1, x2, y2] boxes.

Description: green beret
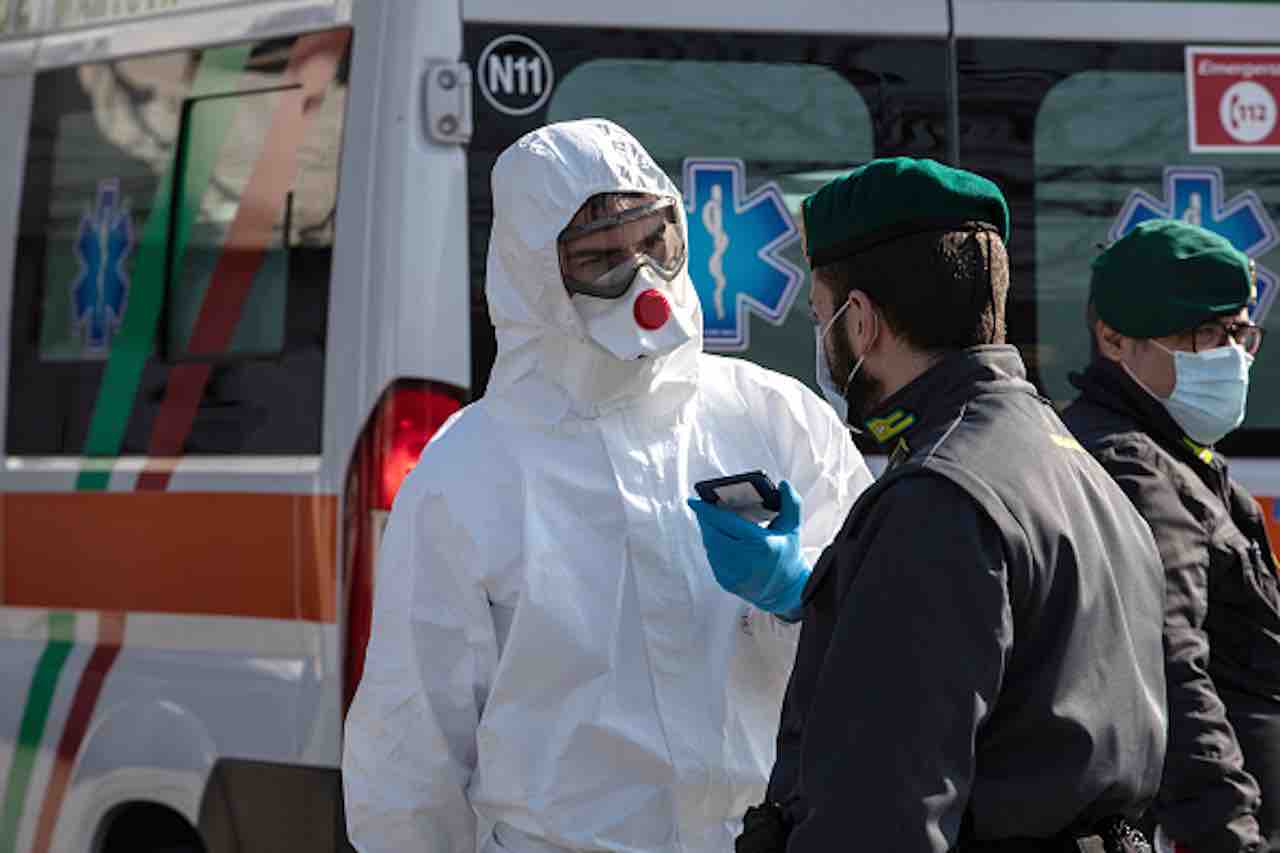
[[1091, 219, 1255, 338], [801, 157, 1010, 269]]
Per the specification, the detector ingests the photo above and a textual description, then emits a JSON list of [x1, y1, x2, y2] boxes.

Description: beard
[[828, 320, 885, 427], [845, 368, 884, 428]]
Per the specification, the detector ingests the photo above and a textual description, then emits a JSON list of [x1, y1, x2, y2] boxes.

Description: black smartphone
[[694, 470, 782, 525]]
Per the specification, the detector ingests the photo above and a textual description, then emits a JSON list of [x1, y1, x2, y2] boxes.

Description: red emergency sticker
[[1187, 46, 1280, 153]]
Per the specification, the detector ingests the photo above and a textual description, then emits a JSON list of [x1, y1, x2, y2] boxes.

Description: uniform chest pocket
[[1209, 526, 1278, 610], [1238, 536, 1280, 613], [1207, 532, 1280, 678]]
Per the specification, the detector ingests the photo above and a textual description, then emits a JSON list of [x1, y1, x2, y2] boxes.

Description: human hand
[[687, 480, 810, 615]]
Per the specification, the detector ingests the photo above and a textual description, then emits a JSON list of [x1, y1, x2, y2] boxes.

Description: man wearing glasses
[[1064, 219, 1277, 853]]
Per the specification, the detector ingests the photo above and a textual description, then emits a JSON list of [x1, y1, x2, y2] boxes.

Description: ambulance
[[0, 0, 1277, 850]]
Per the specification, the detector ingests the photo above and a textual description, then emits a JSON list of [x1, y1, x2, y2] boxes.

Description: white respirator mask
[[571, 266, 697, 361]]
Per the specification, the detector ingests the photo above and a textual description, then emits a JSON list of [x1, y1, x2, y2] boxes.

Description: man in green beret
[[691, 157, 1168, 852], [1063, 219, 1276, 853]]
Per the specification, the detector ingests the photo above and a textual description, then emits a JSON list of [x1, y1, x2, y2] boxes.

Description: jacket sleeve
[[1102, 447, 1265, 853], [787, 475, 1011, 853], [342, 489, 500, 853]]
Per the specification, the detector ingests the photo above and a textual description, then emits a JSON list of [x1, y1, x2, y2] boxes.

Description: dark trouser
[[1228, 702, 1280, 849], [737, 805, 1150, 853], [953, 817, 1150, 853]]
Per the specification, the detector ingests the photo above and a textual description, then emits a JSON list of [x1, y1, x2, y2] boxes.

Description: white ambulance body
[[0, 1, 1277, 851]]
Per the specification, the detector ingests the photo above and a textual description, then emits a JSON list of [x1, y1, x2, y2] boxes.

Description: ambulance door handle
[[422, 60, 473, 145]]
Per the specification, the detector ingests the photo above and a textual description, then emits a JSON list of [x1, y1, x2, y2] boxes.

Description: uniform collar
[[1069, 359, 1223, 472], [862, 345, 1032, 450]]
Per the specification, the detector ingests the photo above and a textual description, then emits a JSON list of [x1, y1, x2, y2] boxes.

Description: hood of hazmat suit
[[342, 119, 873, 853]]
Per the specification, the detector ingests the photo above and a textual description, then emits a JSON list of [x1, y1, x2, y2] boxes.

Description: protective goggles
[[557, 198, 686, 299]]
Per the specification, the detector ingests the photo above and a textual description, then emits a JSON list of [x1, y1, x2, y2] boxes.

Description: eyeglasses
[[1190, 319, 1265, 356]]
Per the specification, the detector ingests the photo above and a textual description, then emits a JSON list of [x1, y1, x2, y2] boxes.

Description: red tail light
[[343, 379, 465, 712], [376, 384, 463, 509]]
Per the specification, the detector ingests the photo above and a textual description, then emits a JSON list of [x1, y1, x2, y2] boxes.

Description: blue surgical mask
[[1151, 341, 1253, 445], [814, 300, 860, 425]]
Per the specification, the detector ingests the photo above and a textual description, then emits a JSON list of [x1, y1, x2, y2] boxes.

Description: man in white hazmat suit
[[341, 118, 871, 853]]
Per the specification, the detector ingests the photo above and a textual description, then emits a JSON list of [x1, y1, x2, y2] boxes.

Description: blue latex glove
[[687, 479, 810, 615]]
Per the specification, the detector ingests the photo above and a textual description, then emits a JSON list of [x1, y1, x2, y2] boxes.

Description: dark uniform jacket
[[766, 347, 1167, 853], [1063, 359, 1280, 853]]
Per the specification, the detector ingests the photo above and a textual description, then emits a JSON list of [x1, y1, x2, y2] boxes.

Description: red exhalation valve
[[634, 289, 671, 331]]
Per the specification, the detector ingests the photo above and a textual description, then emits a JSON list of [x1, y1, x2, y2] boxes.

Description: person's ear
[[847, 290, 879, 353], [1094, 317, 1131, 361]]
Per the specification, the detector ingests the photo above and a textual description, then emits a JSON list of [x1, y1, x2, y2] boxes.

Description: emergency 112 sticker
[[1187, 46, 1280, 153]]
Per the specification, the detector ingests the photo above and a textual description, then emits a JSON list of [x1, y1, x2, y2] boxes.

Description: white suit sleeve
[[751, 372, 871, 565], [791, 395, 871, 568], [342, 489, 500, 853], [737, 368, 872, 667]]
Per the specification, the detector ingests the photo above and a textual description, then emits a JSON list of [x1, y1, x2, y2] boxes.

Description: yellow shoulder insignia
[[1050, 433, 1085, 453], [1182, 436, 1214, 465], [865, 409, 916, 444]]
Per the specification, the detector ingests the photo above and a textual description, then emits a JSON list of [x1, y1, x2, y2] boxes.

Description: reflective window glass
[[10, 29, 350, 456]]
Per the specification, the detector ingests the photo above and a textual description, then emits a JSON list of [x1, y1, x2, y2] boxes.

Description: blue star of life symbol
[[1112, 167, 1278, 324], [683, 159, 802, 351], [71, 178, 134, 353]]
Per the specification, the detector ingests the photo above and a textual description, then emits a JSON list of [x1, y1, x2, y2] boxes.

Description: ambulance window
[[1034, 70, 1280, 436], [548, 60, 875, 391], [8, 30, 350, 456], [166, 88, 293, 360]]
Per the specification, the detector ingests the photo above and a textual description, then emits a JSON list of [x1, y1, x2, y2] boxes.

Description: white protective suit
[[342, 119, 872, 853]]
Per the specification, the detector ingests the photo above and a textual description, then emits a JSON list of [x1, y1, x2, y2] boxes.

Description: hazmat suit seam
[[598, 409, 688, 849], [625, 559, 686, 850]]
